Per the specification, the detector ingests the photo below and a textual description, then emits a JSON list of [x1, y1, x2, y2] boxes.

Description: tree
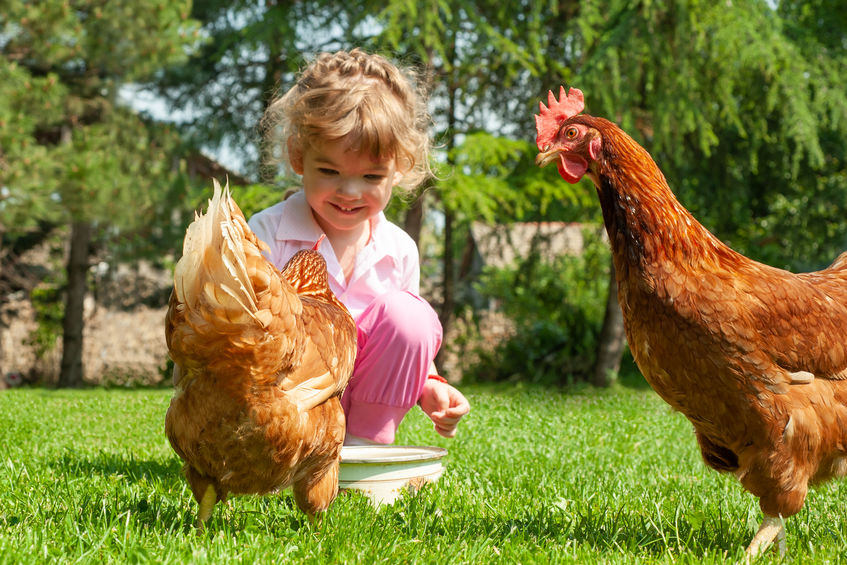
[[149, 0, 356, 180], [0, 1, 200, 386]]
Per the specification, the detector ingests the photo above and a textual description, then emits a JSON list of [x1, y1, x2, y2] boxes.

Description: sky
[[119, 84, 248, 176]]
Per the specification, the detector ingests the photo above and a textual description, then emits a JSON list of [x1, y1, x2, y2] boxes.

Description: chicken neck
[[589, 119, 745, 283]]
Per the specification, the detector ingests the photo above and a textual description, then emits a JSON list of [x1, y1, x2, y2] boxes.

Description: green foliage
[[4, 385, 847, 563], [441, 133, 599, 225], [172, 181, 288, 233], [0, 0, 201, 230], [1, 0, 199, 82], [149, 0, 337, 175], [0, 60, 66, 232], [440, 133, 528, 223], [27, 281, 64, 360], [58, 112, 177, 225], [227, 183, 287, 220], [736, 170, 847, 270], [0, 1, 206, 262], [103, 153, 203, 266], [466, 230, 610, 385], [1, 0, 205, 387]]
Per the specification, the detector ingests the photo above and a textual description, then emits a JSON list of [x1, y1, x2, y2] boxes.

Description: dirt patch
[[1, 295, 169, 386], [0, 253, 173, 387]]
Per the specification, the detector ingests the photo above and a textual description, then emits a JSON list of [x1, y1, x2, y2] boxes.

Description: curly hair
[[261, 48, 433, 192]]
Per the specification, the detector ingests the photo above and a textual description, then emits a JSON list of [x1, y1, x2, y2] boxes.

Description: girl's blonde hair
[[262, 48, 432, 192]]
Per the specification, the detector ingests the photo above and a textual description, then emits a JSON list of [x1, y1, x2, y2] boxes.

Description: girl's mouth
[[333, 203, 361, 214]]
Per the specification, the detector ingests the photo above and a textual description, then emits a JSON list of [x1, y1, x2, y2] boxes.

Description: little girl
[[249, 48, 470, 445]]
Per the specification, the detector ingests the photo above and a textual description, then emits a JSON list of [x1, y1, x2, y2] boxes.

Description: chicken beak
[[535, 147, 561, 168]]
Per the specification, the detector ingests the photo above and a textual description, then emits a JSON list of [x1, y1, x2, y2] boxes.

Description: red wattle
[[557, 154, 588, 184]]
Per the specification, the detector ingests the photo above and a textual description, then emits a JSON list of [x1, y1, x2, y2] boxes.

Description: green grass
[[1, 382, 846, 564]]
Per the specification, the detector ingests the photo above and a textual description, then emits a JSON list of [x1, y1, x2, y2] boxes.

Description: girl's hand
[[418, 379, 470, 438]]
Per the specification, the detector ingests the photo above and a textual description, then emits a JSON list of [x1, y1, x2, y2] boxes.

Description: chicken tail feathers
[[168, 179, 303, 378], [174, 180, 259, 321]]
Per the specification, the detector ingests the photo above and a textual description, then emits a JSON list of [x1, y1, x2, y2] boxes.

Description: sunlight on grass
[[1, 384, 845, 563]]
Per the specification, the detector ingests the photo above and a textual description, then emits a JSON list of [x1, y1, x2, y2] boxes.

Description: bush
[[27, 281, 64, 360], [464, 229, 610, 385]]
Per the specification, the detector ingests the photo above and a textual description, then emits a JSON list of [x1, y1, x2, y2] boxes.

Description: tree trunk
[[435, 38, 458, 367], [439, 207, 455, 332], [405, 47, 434, 249], [403, 190, 425, 246], [593, 257, 626, 387], [57, 220, 92, 388]]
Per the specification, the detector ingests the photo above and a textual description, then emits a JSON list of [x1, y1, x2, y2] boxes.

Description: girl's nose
[[338, 179, 363, 197]]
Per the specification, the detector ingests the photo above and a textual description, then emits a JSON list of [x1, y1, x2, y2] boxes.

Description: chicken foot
[[744, 514, 786, 560], [196, 484, 218, 530]]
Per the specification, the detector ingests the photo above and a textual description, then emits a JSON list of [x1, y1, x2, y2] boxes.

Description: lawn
[[1, 380, 845, 564]]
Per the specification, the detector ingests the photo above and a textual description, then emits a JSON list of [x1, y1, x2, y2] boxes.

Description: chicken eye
[[565, 126, 579, 139]]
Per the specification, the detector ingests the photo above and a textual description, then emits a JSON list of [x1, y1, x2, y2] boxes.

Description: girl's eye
[[364, 174, 385, 182], [318, 168, 338, 175], [565, 127, 579, 139]]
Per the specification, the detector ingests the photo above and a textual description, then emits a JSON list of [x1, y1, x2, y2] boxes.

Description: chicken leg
[[196, 484, 218, 530], [745, 514, 786, 560], [293, 458, 340, 527]]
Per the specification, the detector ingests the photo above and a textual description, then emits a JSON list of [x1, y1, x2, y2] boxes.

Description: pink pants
[[340, 291, 443, 444]]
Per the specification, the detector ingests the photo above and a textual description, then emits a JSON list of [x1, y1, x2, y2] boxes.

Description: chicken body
[[165, 180, 356, 525], [536, 92, 847, 556]]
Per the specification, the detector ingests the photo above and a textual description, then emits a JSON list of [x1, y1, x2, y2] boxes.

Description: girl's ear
[[391, 169, 404, 187], [288, 137, 304, 175]]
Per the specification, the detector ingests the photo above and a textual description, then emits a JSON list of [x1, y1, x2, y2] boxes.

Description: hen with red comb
[[533, 84, 847, 559]]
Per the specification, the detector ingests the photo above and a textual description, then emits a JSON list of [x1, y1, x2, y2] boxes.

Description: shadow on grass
[[46, 450, 319, 534], [612, 350, 652, 391], [51, 450, 182, 481]]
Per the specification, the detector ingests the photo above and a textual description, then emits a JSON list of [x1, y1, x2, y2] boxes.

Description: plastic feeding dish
[[338, 445, 447, 505]]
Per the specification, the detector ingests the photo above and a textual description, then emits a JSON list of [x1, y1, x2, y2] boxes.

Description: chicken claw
[[744, 514, 786, 561], [196, 484, 217, 530]]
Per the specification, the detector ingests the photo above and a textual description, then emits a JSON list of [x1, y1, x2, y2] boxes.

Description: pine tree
[[0, 1, 200, 386]]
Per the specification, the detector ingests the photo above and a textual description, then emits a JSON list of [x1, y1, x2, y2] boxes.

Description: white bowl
[[339, 445, 447, 505]]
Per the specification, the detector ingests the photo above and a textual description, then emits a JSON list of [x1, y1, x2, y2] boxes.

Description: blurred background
[[1, 0, 845, 389]]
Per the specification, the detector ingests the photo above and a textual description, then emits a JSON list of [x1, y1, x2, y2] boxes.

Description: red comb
[[313, 234, 326, 250], [535, 86, 585, 150]]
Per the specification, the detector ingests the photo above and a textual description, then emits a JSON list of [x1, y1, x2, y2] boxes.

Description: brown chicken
[[164, 179, 357, 527], [535, 87, 847, 558]]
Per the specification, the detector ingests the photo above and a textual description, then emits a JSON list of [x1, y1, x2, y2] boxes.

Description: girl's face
[[291, 137, 403, 237]]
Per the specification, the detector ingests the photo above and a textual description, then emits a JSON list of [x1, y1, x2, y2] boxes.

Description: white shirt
[[247, 190, 421, 320]]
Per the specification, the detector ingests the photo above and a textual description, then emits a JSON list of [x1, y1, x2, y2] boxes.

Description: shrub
[[464, 229, 610, 385], [27, 281, 64, 360]]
